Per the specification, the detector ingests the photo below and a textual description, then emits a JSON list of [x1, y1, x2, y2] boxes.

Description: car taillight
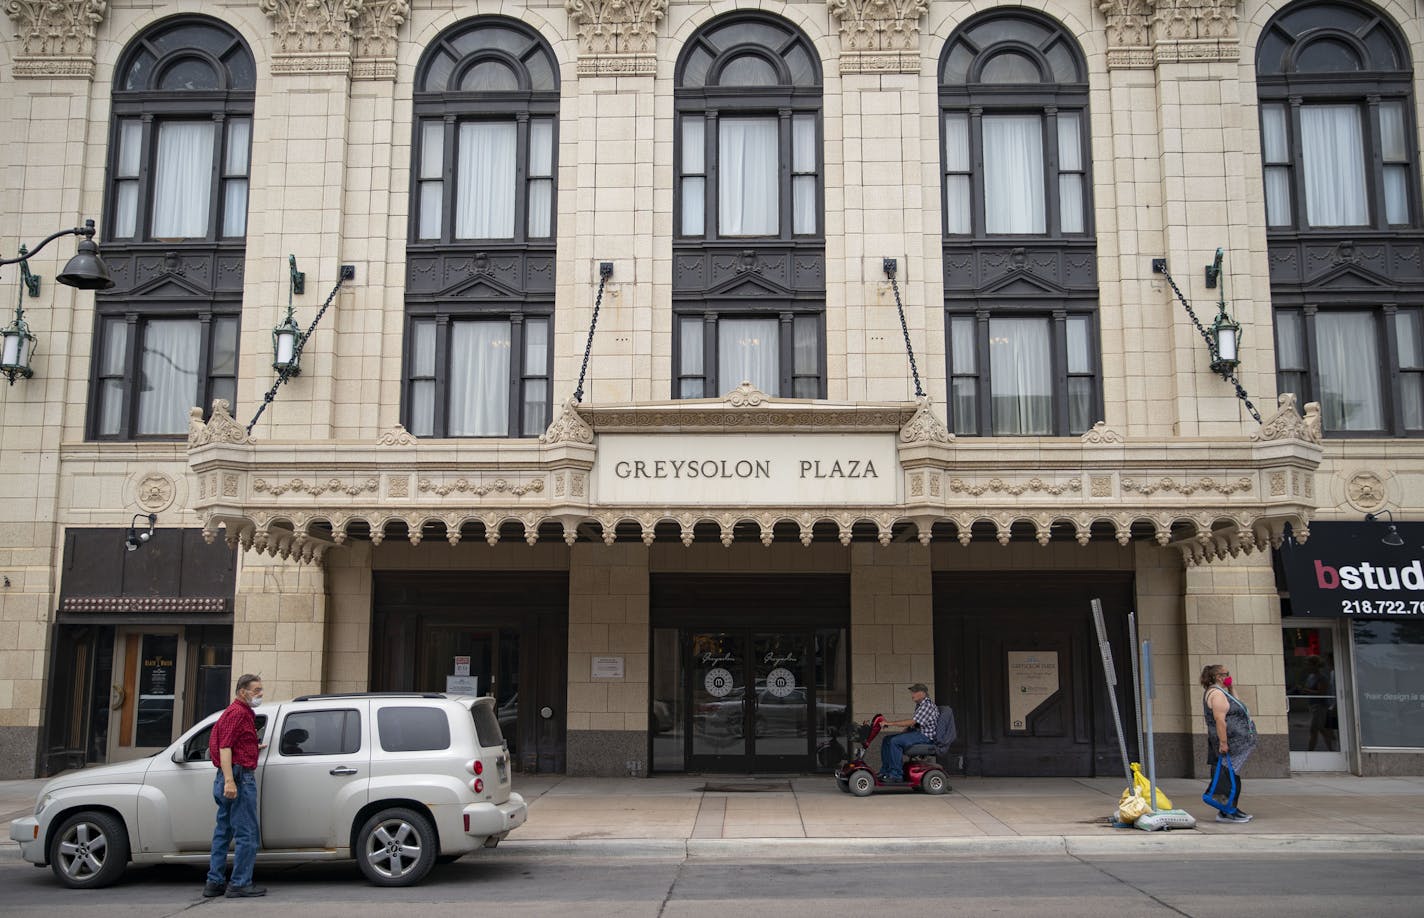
[[473, 778, 484, 794], [473, 759, 484, 776]]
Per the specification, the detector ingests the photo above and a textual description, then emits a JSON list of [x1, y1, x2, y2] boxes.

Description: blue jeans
[[881, 730, 931, 781], [207, 765, 259, 887]]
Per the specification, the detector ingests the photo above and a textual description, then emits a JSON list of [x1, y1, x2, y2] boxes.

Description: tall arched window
[[90, 17, 254, 440], [939, 11, 1099, 436], [672, 14, 825, 399], [404, 18, 559, 438], [1259, 1, 1424, 436]]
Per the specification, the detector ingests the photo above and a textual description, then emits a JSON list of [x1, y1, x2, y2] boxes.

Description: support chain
[[247, 266, 354, 434], [573, 262, 613, 404], [883, 259, 924, 399], [1157, 265, 1263, 424]]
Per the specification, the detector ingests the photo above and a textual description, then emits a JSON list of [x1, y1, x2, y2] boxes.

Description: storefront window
[[652, 628, 684, 772], [1352, 620, 1424, 748], [815, 629, 849, 767]]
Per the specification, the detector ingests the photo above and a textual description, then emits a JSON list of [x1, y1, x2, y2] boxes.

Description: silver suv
[[10, 693, 527, 889]]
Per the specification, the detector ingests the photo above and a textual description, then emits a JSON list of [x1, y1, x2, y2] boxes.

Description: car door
[[260, 703, 369, 849], [139, 711, 272, 853]]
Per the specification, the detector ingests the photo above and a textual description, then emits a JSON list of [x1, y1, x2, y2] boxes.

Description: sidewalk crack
[[654, 841, 691, 918], [1067, 852, 1192, 917]]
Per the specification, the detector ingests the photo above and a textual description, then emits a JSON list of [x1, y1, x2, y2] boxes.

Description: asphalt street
[[0, 849, 1419, 917]]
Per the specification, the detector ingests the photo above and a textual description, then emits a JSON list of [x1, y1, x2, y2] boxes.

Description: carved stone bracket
[[829, 0, 929, 74], [188, 400, 253, 447], [4, 0, 107, 79], [259, 0, 363, 76], [1100, 0, 1242, 70], [899, 396, 952, 444], [1253, 393, 1323, 445], [541, 397, 595, 445], [351, 0, 408, 80], [566, 0, 666, 77]]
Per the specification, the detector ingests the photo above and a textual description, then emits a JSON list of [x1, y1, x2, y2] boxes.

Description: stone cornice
[[829, 0, 930, 74], [566, 0, 665, 77], [3, 0, 107, 80]]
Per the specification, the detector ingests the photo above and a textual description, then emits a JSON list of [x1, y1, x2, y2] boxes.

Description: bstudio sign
[[1280, 521, 1424, 617]]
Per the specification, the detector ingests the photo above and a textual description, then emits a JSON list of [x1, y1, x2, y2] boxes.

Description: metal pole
[[1142, 639, 1159, 812], [1091, 599, 1132, 786], [1128, 612, 1144, 765]]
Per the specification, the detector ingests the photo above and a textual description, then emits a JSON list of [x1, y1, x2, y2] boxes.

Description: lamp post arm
[[0, 222, 93, 268]]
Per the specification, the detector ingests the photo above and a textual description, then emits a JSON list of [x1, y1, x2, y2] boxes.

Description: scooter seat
[[903, 744, 937, 757]]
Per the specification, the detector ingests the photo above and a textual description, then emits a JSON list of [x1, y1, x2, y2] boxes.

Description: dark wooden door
[[935, 574, 1137, 778]]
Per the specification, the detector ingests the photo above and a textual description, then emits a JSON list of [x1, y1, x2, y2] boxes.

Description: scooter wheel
[[848, 771, 875, 797], [921, 769, 950, 796]]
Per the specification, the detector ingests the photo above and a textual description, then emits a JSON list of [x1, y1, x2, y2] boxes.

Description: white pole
[[1142, 639, 1159, 812], [1128, 612, 1144, 766]]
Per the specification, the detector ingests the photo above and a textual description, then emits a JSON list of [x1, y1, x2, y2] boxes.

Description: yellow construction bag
[[1117, 789, 1151, 823], [1130, 762, 1173, 809]]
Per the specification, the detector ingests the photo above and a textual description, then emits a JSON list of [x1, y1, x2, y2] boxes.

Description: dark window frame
[[671, 307, 826, 400]]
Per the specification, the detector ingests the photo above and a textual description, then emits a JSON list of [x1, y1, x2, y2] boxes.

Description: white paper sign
[[446, 675, 479, 695], [591, 656, 624, 679], [1006, 651, 1059, 731], [453, 655, 471, 676]]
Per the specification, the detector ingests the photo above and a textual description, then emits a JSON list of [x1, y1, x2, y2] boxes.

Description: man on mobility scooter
[[835, 683, 956, 796]]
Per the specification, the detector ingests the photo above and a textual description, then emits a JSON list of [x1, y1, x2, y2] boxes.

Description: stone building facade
[[0, 0, 1419, 779]]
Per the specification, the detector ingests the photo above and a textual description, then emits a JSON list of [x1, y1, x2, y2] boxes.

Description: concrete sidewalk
[[6, 772, 1424, 858]]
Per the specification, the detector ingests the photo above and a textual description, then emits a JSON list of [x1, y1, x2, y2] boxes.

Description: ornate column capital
[[565, 0, 667, 77], [1099, 0, 1155, 70], [1151, 0, 1241, 64], [258, 0, 363, 76], [3, 0, 107, 79], [351, 0, 408, 81], [829, 0, 929, 74]]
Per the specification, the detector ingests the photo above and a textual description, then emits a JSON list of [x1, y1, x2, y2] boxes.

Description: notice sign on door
[[453, 655, 471, 676], [591, 656, 624, 680], [1007, 651, 1059, 732]]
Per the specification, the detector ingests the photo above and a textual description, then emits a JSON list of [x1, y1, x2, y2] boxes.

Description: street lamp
[[1364, 509, 1405, 547], [272, 255, 305, 375], [1203, 248, 1241, 379], [0, 219, 114, 384]]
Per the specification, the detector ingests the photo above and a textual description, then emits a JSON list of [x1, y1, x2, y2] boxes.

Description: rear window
[[470, 703, 504, 748], [377, 706, 451, 752]]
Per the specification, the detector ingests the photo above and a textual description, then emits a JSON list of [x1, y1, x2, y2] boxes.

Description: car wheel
[[921, 769, 950, 796], [356, 808, 437, 887], [49, 811, 129, 889], [848, 771, 875, 797]]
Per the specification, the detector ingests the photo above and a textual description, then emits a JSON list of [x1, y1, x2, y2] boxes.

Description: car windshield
[[470, 702, 504, 748]]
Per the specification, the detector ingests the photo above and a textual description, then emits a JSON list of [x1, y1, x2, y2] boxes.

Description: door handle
[[329, 766, 358, 776]]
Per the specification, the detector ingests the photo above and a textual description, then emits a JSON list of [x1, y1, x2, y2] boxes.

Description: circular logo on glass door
[[766, 667, 796, 698], [704, 667, 735, 698]]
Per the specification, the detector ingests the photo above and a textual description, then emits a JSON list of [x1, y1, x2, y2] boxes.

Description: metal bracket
[[340, 264, 356, 281], [1151, 258, 1167, 275], [883, 257, 898, 278], [17, 247, 39, 298], [1204, 247, 1223, 289], [289, 254, 305, 296], [599, 261, 614, 280]]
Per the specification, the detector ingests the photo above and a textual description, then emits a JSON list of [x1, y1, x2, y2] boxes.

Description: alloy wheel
[[364, 818, 424, 880]]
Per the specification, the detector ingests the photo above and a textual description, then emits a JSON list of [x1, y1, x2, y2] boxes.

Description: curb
[[491, 833, 1424, 859]]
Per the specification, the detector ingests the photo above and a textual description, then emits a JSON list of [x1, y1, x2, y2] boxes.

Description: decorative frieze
[[259, 0, 363, 76], [565, 0, 666, 77], [828, 0, 929, 74], [3, 0, 107, 79], [350, 0, 408, 81], [1100, 0, 1242, 70]]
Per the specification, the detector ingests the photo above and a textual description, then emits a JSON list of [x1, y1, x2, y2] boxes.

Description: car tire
[[848, 771, 875, 797], [921, 769, 950, 795], [49, 810, 129, 889], [356, 807, 438, 887]]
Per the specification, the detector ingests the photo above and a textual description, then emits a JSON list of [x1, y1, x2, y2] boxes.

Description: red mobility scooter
[[835, 706, 956, 796]]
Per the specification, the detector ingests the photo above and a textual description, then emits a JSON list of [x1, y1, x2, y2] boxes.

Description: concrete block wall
[[231, 550, 327, 701]]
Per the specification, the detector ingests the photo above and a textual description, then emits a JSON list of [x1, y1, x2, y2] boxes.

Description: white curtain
[[408, 321, 436, 437], [448, 322, 511, 436], [151, 122, 215, 238], [943, 114, 971, 234], [136, 319, 200, 435], [989, 317, 1052, 435], [718, 318, 778, 395], [983, 115, 1045, 234], [719, 118, 779, 236], [1301, 105, 1368, 227], [682, 118, 706, 236], [1316, 312, 1383, 431], [456, 123, 517, 239]]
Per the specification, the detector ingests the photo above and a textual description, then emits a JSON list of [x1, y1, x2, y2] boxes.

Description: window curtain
[[1301, 105, 1368, 227], [718, 318, 778, 395], [1316, 312, 1383, 431], [989, 317, 1052, 435], [136, 319, 201, 435], [718, 118, 779, 236], [151, 122, 215, 238], [456, 123, 517, 238], [983, 115, 1045, 234], [448, 321, 511, 436]]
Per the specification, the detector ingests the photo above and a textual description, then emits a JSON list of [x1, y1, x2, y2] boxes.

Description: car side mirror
[[171, 748, 186, 765]]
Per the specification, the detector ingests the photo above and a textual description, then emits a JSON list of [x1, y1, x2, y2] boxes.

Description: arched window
[[90, 17, 254, 441], [673, 14, 825, 399], [939, 12, 1099, 436], [1259, 1, 1424, 436], [403, 18, 559, 438]]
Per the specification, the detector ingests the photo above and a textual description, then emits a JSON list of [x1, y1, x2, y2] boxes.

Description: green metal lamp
[[1203, 248, 1241, 379], [272, 255, 306, 375]]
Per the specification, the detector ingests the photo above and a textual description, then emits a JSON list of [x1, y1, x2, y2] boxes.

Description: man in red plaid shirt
[[205, 674, 266, 898]]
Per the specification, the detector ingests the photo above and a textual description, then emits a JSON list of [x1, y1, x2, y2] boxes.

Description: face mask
[[247, 693, 264, 708], [1222, 676, 1233, 689]]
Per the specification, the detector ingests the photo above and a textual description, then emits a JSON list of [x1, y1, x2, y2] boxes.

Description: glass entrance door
[[687, 630, 815, 772], [1283, 622, 1349, 771], [109, 628, 187, 762]]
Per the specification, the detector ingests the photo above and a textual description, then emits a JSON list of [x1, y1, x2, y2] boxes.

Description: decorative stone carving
[[350, 0, 408, 80], [1080, 421, 1124, 444], [259, 0, 362, 75], [254, 477, 379, 497], [136, 472, 176, 513], [565, 0, 667, 76], [387, 475, 409, 498], [540, 397, 595, 445], [949, 477, 1081, 497], [899, 396, 952, 444], [1099, 0, 1242, 69], [417, 477, 545, 498], [1121, 476, 1252, 496], [1345, 471, 1387, 513], [3, 0, 107, 79], [188, 400, 253, 447], [1253, 393, 1323, 445], [726, 381, 770, 408], [828, 0, 929, 74], [376, 424, 417, 446]]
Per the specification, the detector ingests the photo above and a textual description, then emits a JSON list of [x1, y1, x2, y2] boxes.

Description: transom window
[[106, 18, 254, 242]]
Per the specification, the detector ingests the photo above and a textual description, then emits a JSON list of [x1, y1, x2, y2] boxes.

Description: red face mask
[[1222, 676, 1233, 688]]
